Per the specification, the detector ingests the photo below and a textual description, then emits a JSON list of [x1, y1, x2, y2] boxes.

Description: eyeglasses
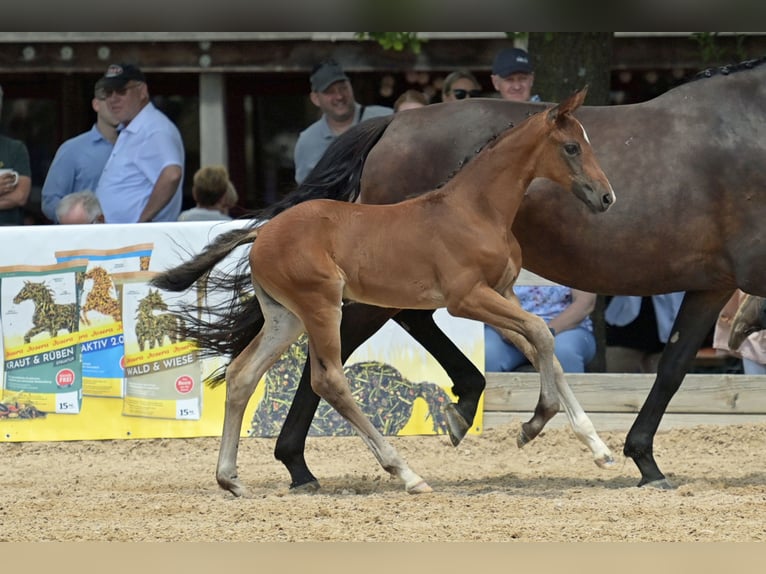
[[102, 83, 142, 98], [452, 88, 482, 100]]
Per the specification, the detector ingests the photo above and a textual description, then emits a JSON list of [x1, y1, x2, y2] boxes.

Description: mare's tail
[[149, 114, 394, 386]]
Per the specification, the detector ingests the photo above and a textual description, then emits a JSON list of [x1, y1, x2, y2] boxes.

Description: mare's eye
[[564, 143, 580, 156]]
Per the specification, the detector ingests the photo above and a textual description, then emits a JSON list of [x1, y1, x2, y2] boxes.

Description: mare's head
[[536, 87, 615, 213]]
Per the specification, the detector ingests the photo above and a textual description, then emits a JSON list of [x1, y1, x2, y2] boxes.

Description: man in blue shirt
[[293, 60, 392, 184], [95, 63, 184, 223], [41, 78, 119, 223]]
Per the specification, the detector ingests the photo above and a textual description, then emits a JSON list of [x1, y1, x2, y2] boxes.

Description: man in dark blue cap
[[490, 47, 540, 102], [94, 62, 185, 223], [293, 59, 392, 183]]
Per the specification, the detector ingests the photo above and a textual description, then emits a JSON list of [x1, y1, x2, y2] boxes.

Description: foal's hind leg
[[500, 329, 615, 468], [300, 300, 431, 494], [216, 291, 304, 497], [274, 303, 400, 491]]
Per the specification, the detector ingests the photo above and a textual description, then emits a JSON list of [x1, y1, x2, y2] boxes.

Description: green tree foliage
[[356, 32, 425, 53]]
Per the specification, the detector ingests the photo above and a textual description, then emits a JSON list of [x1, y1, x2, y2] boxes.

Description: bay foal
[[155, 88, 615, 495]]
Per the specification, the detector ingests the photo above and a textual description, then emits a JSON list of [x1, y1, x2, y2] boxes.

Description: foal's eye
[[564, 143, 580, 156]]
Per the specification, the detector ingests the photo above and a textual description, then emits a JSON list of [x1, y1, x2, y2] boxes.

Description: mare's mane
[[689, 55, 766, 83]]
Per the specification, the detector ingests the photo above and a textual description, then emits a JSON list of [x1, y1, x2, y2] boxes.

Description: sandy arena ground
[[2, 420, 766, 542]]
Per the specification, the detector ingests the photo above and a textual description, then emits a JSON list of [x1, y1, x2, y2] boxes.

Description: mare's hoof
[[517, 427, 531, 448], [639, 478, 675, 490], [595, 454, 618, 470], [289, 480, 321, 494], [444, 403, 470, 447], [406, 480, 433, 494]]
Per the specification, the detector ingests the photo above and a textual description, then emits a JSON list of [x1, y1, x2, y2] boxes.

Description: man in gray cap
[[293, 59, 392, 184], [490, 47, 540, 102]]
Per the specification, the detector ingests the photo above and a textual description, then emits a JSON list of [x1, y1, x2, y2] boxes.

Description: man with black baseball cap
[[94, 62, 185, 223], [490, 47, 540, 102], [293, 59, 392, 184]]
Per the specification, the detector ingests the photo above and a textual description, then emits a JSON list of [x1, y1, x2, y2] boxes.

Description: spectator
[[604, 293, 684, 372], [394, 89, 428, 112], [0, 84, 32, 226], [41, 78, 119, 223], [485, 284, 597, 373], [95, 63, 185, 223], [293, 59, 392, 184], [491, 47, 541, 102], [220, 180, 239, 217], [178, 165, 234, 222], [483, 49, 593, 374], [714, 290, 766, 375], [441, 70, 482, 102], [56, 189, 105, 224]]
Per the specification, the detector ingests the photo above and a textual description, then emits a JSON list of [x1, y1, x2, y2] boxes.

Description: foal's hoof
[[444, 403, 470, 447], [594, 453, 618, 470], [217, 475, 246, 498], [406, 480, 433, 494], [639, 477, 675, 490]]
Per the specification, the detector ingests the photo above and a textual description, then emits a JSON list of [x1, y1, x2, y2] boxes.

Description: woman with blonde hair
[[441, 69, 482, 102], [178, 165, 235, 222]]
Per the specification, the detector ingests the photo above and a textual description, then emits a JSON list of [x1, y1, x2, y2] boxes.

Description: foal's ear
[[547, 86, 589, 123]]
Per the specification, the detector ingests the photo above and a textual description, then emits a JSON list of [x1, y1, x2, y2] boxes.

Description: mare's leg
[[447, 287, 560, 445], [217, 290, 304, 497], [274, 303, 398, 490], [299, 295, 431, 494], [624, 289, 733, 489], [394, 309, 486, 446], [499, 328, 615, 468]]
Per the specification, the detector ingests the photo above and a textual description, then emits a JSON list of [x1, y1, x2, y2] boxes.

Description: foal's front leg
[[499, 328, 615, 468], [448, 287, 560, 445]]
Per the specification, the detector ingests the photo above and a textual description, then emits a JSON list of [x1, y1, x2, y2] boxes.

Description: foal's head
[[536, 87, 615, 213]]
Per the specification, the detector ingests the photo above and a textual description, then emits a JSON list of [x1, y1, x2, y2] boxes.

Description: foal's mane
[[690, 55, 766, 83], [432, 118, 522, 193]]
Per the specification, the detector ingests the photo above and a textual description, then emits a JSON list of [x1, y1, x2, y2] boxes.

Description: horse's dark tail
[[150, 114, 395, 387]]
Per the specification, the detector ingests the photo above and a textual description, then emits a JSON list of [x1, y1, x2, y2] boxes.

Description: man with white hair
[[55, 189, 105, 225]]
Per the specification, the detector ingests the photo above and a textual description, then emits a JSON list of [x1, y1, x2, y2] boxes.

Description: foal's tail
[[149, 114, 394, 387], [151, 227, 259, 293]]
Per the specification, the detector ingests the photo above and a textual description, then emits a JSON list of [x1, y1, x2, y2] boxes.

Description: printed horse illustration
[[157, 57, 766, 492], [12, 280, 78, 344], [81, 266, 122, 325], [153, 88, 616, 496], [250, 335, 453, 437], [135, 288, 183, 351]]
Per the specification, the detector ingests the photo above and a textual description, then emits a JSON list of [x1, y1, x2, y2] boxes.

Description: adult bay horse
[[153, 89, 615, 495]]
